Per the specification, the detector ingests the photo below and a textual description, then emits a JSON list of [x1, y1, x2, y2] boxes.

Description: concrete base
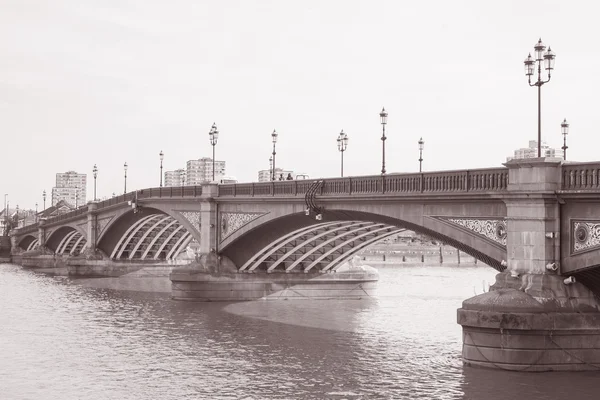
[[10, 252, 175, 278], [458, 271, 600, 371], [171, 257, 379, 301]]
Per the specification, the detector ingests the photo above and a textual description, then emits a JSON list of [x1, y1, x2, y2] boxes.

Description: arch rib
[[129, 215, 173, 260], [70, 235, 86, 256], [56, 230, 78, 255], [238, 221, 346, 271], [306, 225, 396, 273], [27, 239, 39, 251], [285, 222, 385, 272], [110, 214, 159, 259], [112, 214, 162, 259], [265, 221, 376, 272], [154, 225, 185, 260], [167, 231, 192, 260], [62, 231, 83, 255], [329, 229, 406, 271], [141, 219, 179, 260]]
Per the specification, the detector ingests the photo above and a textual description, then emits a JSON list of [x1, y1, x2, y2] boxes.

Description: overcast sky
[[1, 0, 599, 210]]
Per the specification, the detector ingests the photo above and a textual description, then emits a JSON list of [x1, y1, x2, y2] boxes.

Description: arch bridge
[[11, 159, 600, 294]]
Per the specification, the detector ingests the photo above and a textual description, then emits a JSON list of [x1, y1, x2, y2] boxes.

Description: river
[[1, 263, 599, 399]]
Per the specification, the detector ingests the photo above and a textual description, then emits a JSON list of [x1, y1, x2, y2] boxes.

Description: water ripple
[[2, 264, 600, 399]]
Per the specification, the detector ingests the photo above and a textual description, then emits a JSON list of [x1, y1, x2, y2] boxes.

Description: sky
[[1, 0, 599, 210]]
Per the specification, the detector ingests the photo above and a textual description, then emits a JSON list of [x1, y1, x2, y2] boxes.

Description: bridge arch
[[220, 209, 507, 272], [17, 234, 38, 251], [46, 226, 86, 254], [98, 206, 200, 261]]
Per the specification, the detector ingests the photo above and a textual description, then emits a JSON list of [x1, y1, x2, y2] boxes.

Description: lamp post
[[42, 190, 46, 210], [337, 129, 348, 177], [75, 186, 78, 208], [418, 137, 424, 172], [379, 107, 388, 175], [524, 38, 556, 157], [93, 164, 98, 201], [124, 162, 128, 193], [16, 205, 19, 228], [209, 123, 219, 182], [269, 156, 273, 181], [271, 130, 278, 181], [561, 118, 569, 161], [159, 151, 164, 187], [35, 202, 38, 222]]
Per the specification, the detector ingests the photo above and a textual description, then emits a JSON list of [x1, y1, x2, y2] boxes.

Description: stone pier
[[457, 158, 600, 371]]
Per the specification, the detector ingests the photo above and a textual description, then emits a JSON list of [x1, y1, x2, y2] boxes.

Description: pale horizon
[[2, 0, 599, 210]]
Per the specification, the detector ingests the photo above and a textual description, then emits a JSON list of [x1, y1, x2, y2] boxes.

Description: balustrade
[[562, 163, 600, 190], [217, 168, 508, 198]]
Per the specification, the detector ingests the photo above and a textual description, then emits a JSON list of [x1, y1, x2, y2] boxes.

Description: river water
[[1, 263, 599, 400]]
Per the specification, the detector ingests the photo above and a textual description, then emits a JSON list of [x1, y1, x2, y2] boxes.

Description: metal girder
[[238, 221, 352, 271], [27, 239, 39, 251], [55, 230, 79, 255], [329, 229, 405, 271], [285, 223, 386, 272], [306, 225, 396, 273], [70, 235, 87, 256], [153, 225, 185, 260], [166, 232, 192, 260], [128, 215, 173, 260], [141, 219, 179, 260], [265, 221, 376, 272], [113, 214, 162, 259], [110, 214, 159, 259]]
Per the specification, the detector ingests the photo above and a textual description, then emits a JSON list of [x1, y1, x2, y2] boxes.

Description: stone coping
[[458, 308, 600, 331]]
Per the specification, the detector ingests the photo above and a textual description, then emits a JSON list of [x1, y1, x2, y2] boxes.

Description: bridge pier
[[458, 158, 600, 371]]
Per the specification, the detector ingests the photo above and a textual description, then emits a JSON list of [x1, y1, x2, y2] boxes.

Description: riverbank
[[359, 242, 486, 267]]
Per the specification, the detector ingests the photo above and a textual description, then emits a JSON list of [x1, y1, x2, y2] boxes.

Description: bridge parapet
[[218, 167, 509, 197], [14, 186, 205, 236], [562, 162, 600, 190]]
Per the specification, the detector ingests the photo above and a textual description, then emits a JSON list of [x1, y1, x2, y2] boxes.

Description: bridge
[[11, 158, 600, 371]]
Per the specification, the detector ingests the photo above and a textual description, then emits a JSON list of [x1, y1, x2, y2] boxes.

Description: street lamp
[[418, 137, 424, 172], [124, 162, 128, 193], [271, 130, 278, 181], [159, 151, 164, 187], [93, 164, 98, 201], [269, 156, 273, 181], [379, 107, 388, 175], [337, 129, 348, 177], [16, 205, 19, 228], [42, 190, 46, 210], [561, 118, 569, 161], [209, 123, 219, 182], [524, 38, 556, 157], [35, 202, 38, 222]]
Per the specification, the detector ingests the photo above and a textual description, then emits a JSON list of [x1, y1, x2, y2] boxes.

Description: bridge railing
[[14, 186, 205, 235], [561, 162, 600, 190], [217, 167, 509, 197]]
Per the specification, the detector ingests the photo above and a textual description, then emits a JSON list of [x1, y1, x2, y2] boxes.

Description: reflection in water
[[1, 263, 599, 399]]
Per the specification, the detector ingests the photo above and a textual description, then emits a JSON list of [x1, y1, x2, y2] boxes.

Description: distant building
[[258, 168, 296, 182], [165, 169, 186, 187], [507, 140, 563, 162], [185, 158, 226, 185], [52, 171, 86, 206]]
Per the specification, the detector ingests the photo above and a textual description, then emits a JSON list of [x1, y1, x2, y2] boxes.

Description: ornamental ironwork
[[443, 217, 507, 246], [178, 211, 201, 235], [221, 212, 267, 241], [573, 221, 600, 253]]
